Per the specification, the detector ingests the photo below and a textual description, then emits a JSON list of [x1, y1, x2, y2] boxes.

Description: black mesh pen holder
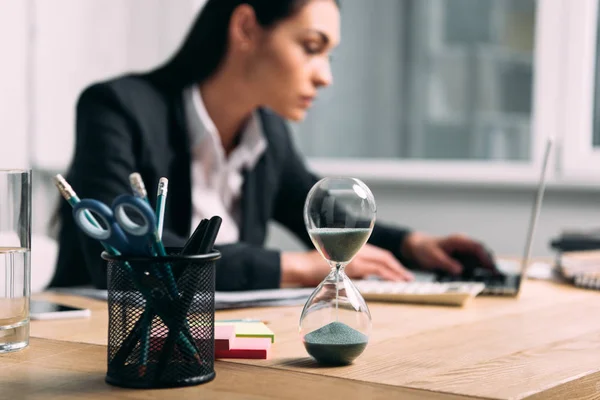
[[102, 248, 220, 389]]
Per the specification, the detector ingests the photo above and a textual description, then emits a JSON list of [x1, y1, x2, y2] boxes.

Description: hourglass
[[299, 177, 376, 366]]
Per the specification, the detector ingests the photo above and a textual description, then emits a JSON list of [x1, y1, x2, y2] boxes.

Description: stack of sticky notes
[[214, 320, 274, 360]]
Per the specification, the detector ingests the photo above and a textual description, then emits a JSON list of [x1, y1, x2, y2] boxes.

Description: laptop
[[417, 137, 554, 296]]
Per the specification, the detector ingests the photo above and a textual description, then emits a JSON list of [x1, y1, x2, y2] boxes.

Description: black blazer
[[51, 73, 412, 291]]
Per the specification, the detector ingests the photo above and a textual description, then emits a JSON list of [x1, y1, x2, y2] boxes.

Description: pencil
[[129, 172, 150, 204], [138, 309, 152, 377], [128, 173, 167, 256], [155, 177, 168, 240], [53, 175, 119, 255], [129, 172, 178, 295]]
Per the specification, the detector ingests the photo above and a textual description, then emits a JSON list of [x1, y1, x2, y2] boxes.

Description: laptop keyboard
[[436, 269, 520, 295], [353, 280, 486, 306]]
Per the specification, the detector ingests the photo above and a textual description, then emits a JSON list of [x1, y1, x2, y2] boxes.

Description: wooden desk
[[4, 279, 600, 399]]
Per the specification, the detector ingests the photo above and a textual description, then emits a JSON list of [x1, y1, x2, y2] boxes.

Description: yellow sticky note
[[215, 321, 275, 343]]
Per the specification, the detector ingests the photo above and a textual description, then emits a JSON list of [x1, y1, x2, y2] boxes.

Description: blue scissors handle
[[72, 196, 157, 256], [112, 194, 157, 256], [73, 199, 131, 254]]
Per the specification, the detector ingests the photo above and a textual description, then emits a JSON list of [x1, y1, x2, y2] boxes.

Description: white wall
[[30, 0, 201, 171], [266, 181, 600, 260], [0, 0, 29, 169]]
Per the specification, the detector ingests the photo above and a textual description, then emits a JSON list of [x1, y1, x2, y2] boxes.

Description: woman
[[52, 0, 493, 291]]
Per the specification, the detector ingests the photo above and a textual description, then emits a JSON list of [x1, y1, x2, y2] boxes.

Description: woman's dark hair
[[149, 0, 340, 90]]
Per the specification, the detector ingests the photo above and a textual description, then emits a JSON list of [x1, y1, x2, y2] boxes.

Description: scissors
[[72, 194, 157, 256]]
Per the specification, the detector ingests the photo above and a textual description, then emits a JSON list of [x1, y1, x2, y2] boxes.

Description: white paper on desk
[[215, 288, 313, 309], [497, 259, 563, 282], [215, 288, 313, 303], [51, 287, 313, 310], [52, 287, 108, 301], [214, 297, 309, 309]]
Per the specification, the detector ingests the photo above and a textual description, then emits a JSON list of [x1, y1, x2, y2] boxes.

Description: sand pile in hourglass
[[299, 177, 375, 366]]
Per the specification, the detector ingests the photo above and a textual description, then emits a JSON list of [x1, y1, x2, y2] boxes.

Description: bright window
[[560, 0, 600, 181], [294, 0, 562, 184]]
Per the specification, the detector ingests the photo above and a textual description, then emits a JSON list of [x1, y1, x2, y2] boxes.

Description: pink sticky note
[[214, 325, 236, 351]]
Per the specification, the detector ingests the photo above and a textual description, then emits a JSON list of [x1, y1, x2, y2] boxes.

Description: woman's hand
[[346, 244, 414, 281], [280, 244, 414, 287], [279, 232, 493, 287], [401, 232, 495, 274]]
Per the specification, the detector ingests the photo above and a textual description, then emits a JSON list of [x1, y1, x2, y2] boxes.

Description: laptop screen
[[517, 137, 554, 289]]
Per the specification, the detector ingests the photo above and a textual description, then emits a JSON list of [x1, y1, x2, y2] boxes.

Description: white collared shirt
[[183, 86, 267, 244]]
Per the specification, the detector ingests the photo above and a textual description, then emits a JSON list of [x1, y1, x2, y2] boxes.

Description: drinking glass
[[0, 169, 31, 353]]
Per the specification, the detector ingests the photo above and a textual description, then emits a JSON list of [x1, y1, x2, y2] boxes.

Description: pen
[[155, 177, 168, 239], [157, 215, 222, 380], [179, 216, 221, 256], [180, 218, 209, 255], [197, 216, 222, 254]]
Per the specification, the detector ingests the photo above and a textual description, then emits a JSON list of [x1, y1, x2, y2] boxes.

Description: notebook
[[558, 251, 600, 290]]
